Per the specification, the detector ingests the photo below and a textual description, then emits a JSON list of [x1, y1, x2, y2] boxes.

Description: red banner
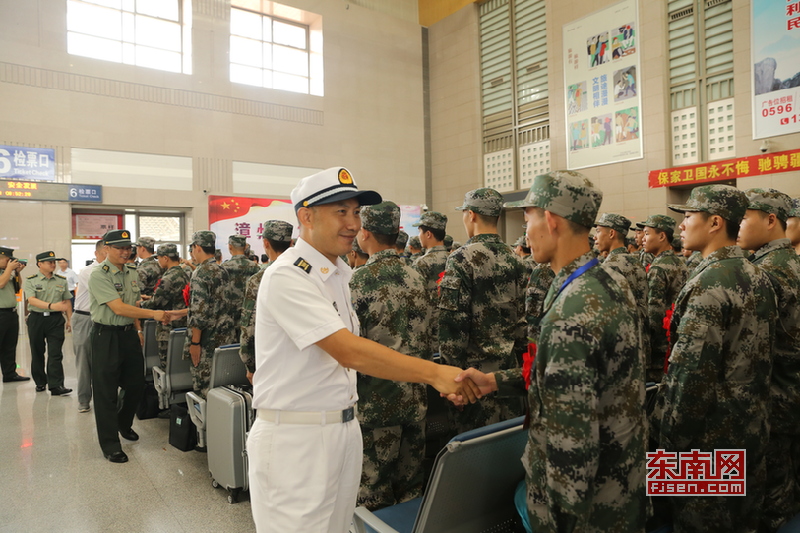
[[648, 148, 800, 188], [208, 196, 291, 225]]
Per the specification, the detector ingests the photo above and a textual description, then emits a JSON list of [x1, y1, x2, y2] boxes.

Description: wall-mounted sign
[[0, 145, 56, 181], [648, 148, 800, 188], [73, 214, 123, 239], [0, 180, 102, 203]]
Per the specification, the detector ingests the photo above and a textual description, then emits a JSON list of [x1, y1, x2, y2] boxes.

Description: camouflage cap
[[396, 229, 409, 247], [451, 240, 462, 250], [594, 213, 632, 234], [352, 237, 366, 255], [229, 234, 247, 248], [408, 236, 421, 249], [191, 230, 216, 248], [135, 236, 155, 248], [361, 201, 400, 235], [668, 184, 748, 222], [745, 187, 792, 222], [444, 235, 453, 248], [791, 198, 800, 218], [455, 188, 504, 217], [36, 251, 57, 262], [413, 211, 447, 231], [506, 170, 602, 228], [156, 244, 179, 258], [672, 236, 683, 249], [260, 220, 293, 242], [104, 229, 133, 247], [642, 214, 677, 233]]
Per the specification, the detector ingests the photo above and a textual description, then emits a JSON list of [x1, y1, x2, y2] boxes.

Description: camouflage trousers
[[187, 343, 215, 398], [447, 395, 523, 437], [763, 433, 800, 532], [357, 420, 426, 511], [670, 457, 765, 533]]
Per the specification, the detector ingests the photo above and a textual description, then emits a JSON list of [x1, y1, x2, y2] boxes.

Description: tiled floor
[[0, 329, 256, 533]]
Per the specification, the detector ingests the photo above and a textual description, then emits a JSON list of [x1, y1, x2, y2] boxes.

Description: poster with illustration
[[751, 0, 800, 138], [563, 0, 643, 169]]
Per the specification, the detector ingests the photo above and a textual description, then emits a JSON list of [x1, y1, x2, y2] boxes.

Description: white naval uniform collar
[[293, 238, 353, 285]]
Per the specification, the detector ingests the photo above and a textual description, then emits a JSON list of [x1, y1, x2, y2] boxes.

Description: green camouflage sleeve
[[494, 367, 526, 397], [187, 266, 214, 331], [437, 252, 472, 364], [239, 271, 261, 373]]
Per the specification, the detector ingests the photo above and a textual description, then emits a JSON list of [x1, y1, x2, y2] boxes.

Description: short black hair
[[475, 213, 499, 226], [377, 233, 400, 247], [419, 225, 445, 242], [261, 254, 269, 263], [267, 238, 291, 254]]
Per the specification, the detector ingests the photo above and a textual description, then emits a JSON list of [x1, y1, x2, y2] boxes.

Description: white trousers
[[247, 416, 362, 533]]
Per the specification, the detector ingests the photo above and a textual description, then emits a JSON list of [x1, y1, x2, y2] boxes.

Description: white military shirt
[[252, 238, 359, 412]]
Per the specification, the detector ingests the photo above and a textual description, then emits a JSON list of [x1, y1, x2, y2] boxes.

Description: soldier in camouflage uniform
[[457, 171, 646, 532], [185, 231, 236, 397], [787, 198, 800, 255], [738, 188, 800, 532], [642, 214, 687, 384], [350, 201, 434, 511], [654, 185, 777, 533], [513, 235, 535, 274], [222, 235, 260, 326], [634, 223, 655, 267], [523, 260, 555, 344], [683, 249, 702, 273], [439, 188, 527, 435], [594, 213, 649, 367], [239, 221, 293, 381], [443, 234, 453, 252], [412, 211, 449, 298], [347, 236, 369, 269], [135, 236, 163, 296], [394, 230, 410, 264], [407, 235, 423, 262], [141, 244, 188, 368]]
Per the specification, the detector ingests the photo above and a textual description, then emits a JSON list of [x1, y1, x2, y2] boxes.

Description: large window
[[67, 0, 192, 74], [230, 0, 323, 96]]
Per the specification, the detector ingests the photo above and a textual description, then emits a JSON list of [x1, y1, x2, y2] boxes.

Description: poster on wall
[[73, 214, 122, 239], [563, 0, 643, 170], [752, 0, 800, 139]]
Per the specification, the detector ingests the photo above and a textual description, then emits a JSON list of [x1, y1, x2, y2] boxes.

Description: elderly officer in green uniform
[[240, 220, 293, 382], [642, 214, 687, 383], [455, 171, 646, 532], [350, 201, 434, 511], [738, 188, 800, 531], [655, 185, 777, 532], [141, 244, 188, 368], [89, 230, 165, 463], [439, 187, 528, 435], [0, 247, 29, 384], [222, 234, 260, 326], [24, 251, 73, 395], [135, 236, 163, 297]]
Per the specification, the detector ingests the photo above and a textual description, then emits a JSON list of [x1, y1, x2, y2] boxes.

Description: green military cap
[[352, 237, 365, 255], [455, 188, 504, 217], [191, 230, 216, 248], [260, 220, 293, 242], [36, 251, 57, 262], [156, 244, 179, 258], [641, 214, 677, 233], [104, 229, 133, 247], [444, 235, 453, 248], [668, 184, 749, 222], [506, 170, 602, 229], [361, 201, 400, 235], [514, 235, 527, 247], [135, 236, 155, 248], [229, 234, 247, 247], [745, 188, 792, 222], [408, 236, 421, 248], [451, 240, 462, 250], [414, 211, 447, 231], [634, 222, 645, 230], [672, 236, 682, 249], [595, 213, 632, 234], [395, 229, 409, 247], [790, 198, 800, 218], [0, 247, 14, 257]]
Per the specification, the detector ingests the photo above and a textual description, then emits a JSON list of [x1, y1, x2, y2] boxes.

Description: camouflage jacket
[[685, 250, 703, 274], [657, 245, 775, 468], [496, 251, 646, 532], [412, 245, 449, 298], [188, 258, 235, 351], [350, 249, 433, 426], [646, 249, 687, 376], [604, 247, 649, 371], [141, 265, 188, 337], [222, 254, 260, 325], [639, 249, 655, 268], [750, 238, 800, 434], [525, 261, 555, 342], [239, 268, 266, 373], [438, 233, 527, 370], [137, 255, 163, 296]]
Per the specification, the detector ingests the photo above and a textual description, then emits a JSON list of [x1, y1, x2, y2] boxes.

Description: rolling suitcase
[[206, 385, 254, 503]]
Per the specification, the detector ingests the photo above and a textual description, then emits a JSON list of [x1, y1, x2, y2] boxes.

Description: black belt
[[0, 307, 16, 313], [75, 310, 90, 316], [93, 322, 135, 332]]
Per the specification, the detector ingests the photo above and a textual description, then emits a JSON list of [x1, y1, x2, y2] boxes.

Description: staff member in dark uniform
[[88, 230, 164, 463], [23, 251, 72, 395], [0, 247, 29, 383]]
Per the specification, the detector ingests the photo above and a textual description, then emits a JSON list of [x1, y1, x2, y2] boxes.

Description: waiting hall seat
[[142, 319, 159, 382], [152, 328, 191, 409]]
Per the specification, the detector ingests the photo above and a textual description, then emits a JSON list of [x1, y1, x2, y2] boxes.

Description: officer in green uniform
[[24, 251, 73, 395], [88, 230, 165, 463], [0, 247, 29, 383]]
